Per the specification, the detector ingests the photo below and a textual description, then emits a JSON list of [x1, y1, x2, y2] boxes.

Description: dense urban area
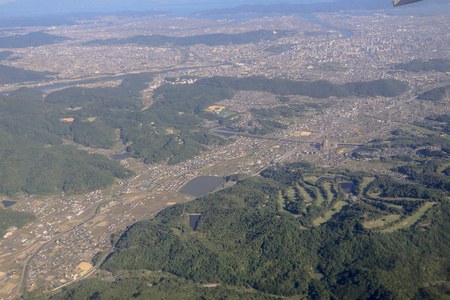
[[0, 7, 448, 300]]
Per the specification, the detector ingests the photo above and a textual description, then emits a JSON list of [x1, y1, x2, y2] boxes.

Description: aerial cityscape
[[0, 0, 448, 299]]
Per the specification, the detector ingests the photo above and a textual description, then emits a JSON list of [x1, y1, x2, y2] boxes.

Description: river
[[302, 14, 353, 39], [0, 13, 353, 96]]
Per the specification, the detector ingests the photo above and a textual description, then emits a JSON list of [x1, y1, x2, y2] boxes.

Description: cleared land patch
[[303, 176, 318, 184], [406, 124, 438, 135], [60, 118, 74, 122], [359, 177, 375, 196], [313, 201, 347, 226], [76, 262, 93, 271], [322, 183, 334, 202], [296, 184, 313, 203], [382, 202, 435, 233], [305, 184, 324, 204], [300, 131, 312, 136], [363, 214, 401, 229], [205, 105, 226, 113]]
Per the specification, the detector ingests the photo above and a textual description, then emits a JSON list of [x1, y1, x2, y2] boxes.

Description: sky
[[0, 0, 332, 3], [0, 0, 442, 17], [0, 0, 336, 16], [0, 0, 334, 5]]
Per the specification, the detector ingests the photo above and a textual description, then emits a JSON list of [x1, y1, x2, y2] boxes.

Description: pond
[[179, 176, 225, 197], [189, 214, 201, 231], [2, 200, 17, 208], [112, 153, 131, 160], [340, 182, 355, 194]]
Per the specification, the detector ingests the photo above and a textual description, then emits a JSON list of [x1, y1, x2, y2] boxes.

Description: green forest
[[27, 274, 274, 300], [0, 87, 134, 196], [195, 76, 409, 98], [84, 30, 293, 47], [0, 64, 52, 85], [0, 31, 71, 48], [366, 114, 450, 154], [0, 145, 133, 195], [0, 208, 35, 238], [15, 75, 448, 299], [395, 58, 450, 73], [418, 85, 449, 102], [0, 74, 409, 195], [44, 161, 449, 299]]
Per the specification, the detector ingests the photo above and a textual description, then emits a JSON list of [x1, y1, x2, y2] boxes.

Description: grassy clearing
[[278, 190, 301, 217], [437, 162, 450, 173], [277, 191, 285, 211], [286, 187, 296, 198], [322, 183, 334, 202], [406, 124, 438, 135], [363, 214, 401, 229], [309, 186, 324, 205], [334, 201, 347, 211], [315, 189, 325, 204], [285, 187, 298, 206], [296, 184, 313, 203], [359, 177, 375, 196], [385, 203, 404, 210], [303, 176, 318, 184], [366, 192, 423, 202], [382, 202, 435, 233], [313, 201, 348, 226], [383, 197, 428, 202]]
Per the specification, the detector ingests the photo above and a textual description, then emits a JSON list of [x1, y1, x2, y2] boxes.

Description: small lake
[[189, 214, 201, 231], [339, 182, 355, 194], [179, 176, 225, 197], [112, 153, 131, 160], [2, 200, 17, 208], [317, 177, 333, 183]]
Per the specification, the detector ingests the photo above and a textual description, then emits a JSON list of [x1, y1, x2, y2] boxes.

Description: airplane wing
[[393, 0, 424, 6]]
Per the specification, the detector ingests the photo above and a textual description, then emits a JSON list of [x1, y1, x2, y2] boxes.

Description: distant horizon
[[0, 0, 445, 18], [0, 0, 337, 17]]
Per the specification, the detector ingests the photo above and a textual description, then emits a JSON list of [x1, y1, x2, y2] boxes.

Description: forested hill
[[0, 74, 408, 195], [418, 85, 449, 102], [0, 208, 35, 238], [0, 32, 71, 48], [0, 64, 53, 84], [197, 0, 402, 16], [0, 51, 13, 60], [395, 58, 450, 73], [196, 76, 409, 98], [47, 159, 450, 299], [0, 87, 134, 196], [84, 30, 293, 47]]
